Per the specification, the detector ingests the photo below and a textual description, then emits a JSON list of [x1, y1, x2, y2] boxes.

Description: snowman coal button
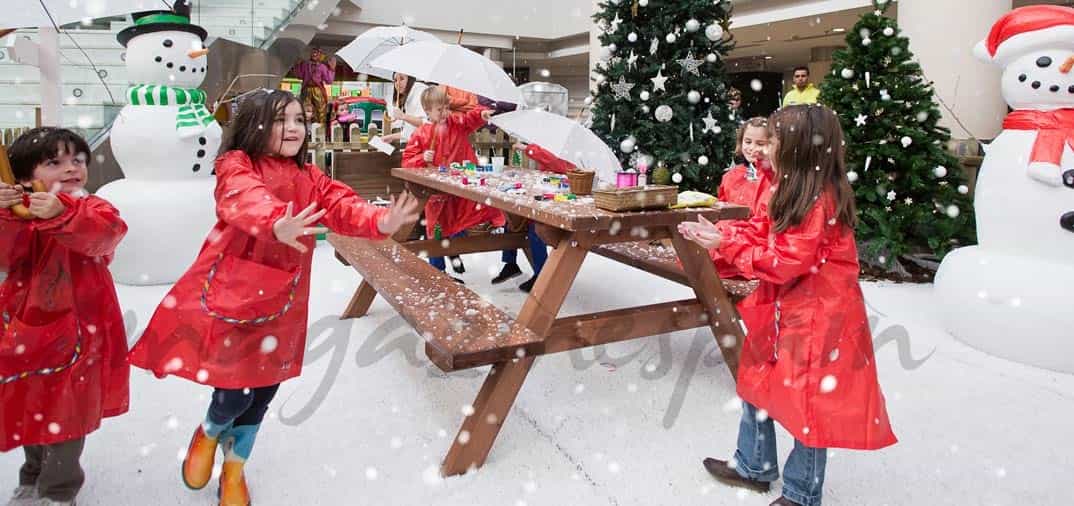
[[192, 164, 201, 173], [197, 150, 205, 158], [1064, 170, 1074, 188], [199, 137, 207, 146], [1019, 73, 1027, 82], [1031, 80, 1042, 89], [1050, 84, 1061, 92]]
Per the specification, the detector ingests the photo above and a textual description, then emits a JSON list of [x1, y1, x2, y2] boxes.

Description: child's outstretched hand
[[423, 150, 435, 164], [377, 191, 422, 235], [0, 182, 23, 209], [274, 202, 328, 254], [678, 215, 723, 250]]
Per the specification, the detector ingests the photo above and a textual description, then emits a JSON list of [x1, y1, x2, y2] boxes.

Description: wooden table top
[[391, 166, 750, 232]]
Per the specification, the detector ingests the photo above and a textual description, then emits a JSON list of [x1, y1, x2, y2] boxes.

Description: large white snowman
[[935, 5, 1074, 373], [98, 0, 221, 285]]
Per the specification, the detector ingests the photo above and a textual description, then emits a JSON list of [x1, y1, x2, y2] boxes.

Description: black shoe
[[450, 256, 465, 274], [492, 263, 523, 284], [701, 458, 771, 493], [1062, 211, 1074, 233], [519, 276, 536, 293], [770, 498, 802, 506]]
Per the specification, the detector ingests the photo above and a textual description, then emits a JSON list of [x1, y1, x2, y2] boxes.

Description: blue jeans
[[734, 402, 827, 506], [430, 231, 467, 271], [500, 223, 548, 276]]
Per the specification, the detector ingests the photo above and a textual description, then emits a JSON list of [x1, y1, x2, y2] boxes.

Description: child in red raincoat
[[714, 117, 775, 280], [719, 117, 775, 216], [680, 105, 896, 506], [402, 85, 506, 280], [0, 127, 129, 506], [490, 142, 574, 291], [128, 90, 420, 506]]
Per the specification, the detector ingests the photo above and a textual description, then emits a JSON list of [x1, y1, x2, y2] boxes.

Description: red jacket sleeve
[[33, 194, 128, 258], [214, 151, 289, 243], [309, 165, 390, 240], [0, 209, 32, 272], [716, 200, 829, 285], [402, 125, 431, 168], [525, 144, 575, 174], [447, 107, 488, 135]]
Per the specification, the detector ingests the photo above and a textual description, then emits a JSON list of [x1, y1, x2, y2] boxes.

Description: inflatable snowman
[[935, 5, 1074, 373], [97, 0, 222, 285]]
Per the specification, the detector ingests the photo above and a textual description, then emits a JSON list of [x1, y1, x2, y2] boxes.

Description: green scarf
[[126, 84, 216, 138]]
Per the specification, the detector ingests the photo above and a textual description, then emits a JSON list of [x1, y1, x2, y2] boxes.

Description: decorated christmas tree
[[589, 0, 738, 192], [819, 0, 975, 275]]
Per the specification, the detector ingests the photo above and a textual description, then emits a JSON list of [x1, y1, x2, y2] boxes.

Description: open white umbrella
[[1, 0, 165, 30], [336, 25, 438, 80], [489, 109, 622, 185], [369, 39, 524, 105]]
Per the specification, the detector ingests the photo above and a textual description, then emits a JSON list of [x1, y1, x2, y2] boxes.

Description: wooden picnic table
[[329, 166, 754, 477]]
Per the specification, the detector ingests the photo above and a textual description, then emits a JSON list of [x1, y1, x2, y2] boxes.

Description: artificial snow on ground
[[2, 244, 1069, 505]]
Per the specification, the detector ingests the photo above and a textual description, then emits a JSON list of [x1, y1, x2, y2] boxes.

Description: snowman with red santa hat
[[935, 5, 1074, 373]]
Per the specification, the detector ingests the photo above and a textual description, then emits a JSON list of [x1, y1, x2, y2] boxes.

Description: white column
[[38, 27, 62, 127], [589, 0, 601, 93], [899, 0, 1011, 140]]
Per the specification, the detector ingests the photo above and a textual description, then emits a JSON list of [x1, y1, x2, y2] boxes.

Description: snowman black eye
[[1037, 56, 1052, 68], [163, 39, 173, 48]]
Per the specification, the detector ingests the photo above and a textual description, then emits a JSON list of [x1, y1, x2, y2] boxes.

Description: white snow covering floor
[[2, 243, 1070, 505]]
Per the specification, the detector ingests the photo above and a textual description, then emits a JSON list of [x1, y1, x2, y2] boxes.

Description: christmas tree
[[589, 0, 738, 192], [819, 0, 975, 275]]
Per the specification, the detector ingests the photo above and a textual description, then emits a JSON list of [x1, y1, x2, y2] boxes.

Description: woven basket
[[567, 170, 595, 195], [593, 185, 678, 212]]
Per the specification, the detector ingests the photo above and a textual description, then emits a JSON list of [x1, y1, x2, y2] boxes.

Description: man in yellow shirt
[[782, 66, 820, 107]]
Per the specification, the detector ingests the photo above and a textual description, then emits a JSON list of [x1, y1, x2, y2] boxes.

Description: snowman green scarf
[[126, 85, 216, 138]]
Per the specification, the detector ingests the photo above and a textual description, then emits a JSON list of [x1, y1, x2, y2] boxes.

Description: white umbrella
[[1, 0, 165, 30], [336, 25, 438, 80], [489, 109, 622, 185], [369, 40, 524, 105]]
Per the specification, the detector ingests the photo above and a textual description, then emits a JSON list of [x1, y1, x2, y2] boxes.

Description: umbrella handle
[[0, 145, 45, 220]]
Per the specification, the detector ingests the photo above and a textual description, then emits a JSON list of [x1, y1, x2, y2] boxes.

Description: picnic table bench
[[330, 166, 754, 477]]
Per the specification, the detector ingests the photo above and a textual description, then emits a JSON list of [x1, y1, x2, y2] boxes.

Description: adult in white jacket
[[382, 72, 427, 144]]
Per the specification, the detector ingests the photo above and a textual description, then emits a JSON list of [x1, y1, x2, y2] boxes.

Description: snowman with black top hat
[[99, 0, 221, 285]]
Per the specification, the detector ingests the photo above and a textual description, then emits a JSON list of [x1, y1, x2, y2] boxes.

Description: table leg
[[669, 228, 744, 380], [441, 232, 591, 477]]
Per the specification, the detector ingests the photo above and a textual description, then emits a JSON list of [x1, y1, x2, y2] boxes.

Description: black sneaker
[[450, 256, 466, 274], [492, 263, 523, 284], [519, 276, 536, 293]]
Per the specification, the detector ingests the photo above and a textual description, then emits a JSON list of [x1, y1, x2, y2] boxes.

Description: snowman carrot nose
[[188, 48, 209, 59], [1060, 55, 1074, 74]]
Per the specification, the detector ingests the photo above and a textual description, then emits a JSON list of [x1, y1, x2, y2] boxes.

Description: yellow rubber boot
[[219, 460, 250, 506], [182, 426, 218, 490]]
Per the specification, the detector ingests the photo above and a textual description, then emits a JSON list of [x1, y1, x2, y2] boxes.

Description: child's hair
[[766, 104, 856, 233], [734, 117, 771, 159], [420, 85, 450, 113], [221, 89, 308, 168], [7, 127, 92, 182]]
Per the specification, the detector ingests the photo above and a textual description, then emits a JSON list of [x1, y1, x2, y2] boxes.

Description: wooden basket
[[567, 170, 595, 195], [593, 185, 678, 212]]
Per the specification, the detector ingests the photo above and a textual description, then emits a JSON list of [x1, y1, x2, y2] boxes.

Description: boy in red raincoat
[[0, 128, 129, 506], [681, 105, 896, 506], [402, 85, 506, 279], [490, 142, 574, 291]]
